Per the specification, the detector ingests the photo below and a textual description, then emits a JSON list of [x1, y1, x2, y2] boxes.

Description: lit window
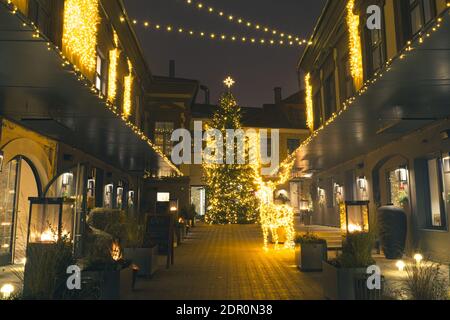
[[95, 52, 107, 95], [425, 158, 447, 228], [155, 122, 174, 157]]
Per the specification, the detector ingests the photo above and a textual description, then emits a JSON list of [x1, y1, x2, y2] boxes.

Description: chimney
[[200, 85, 210, 105], [169, 60, 175, 78], [274, 87, 282, 104]]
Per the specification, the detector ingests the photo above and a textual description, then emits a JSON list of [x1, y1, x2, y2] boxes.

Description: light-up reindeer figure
[[258, 185, 295, 250]]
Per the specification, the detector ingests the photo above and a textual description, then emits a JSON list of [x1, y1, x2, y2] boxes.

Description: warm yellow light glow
[[9, 0, 27, 13], [414, 253, 423, 264], [346, 0, 363, 88], [40, 229, 57, 242], [1, 284, 14, 299], [111, 241, 122, 261], [396, 260, 406, 272], [305, 73, 314, 131], [223, 76, 235, 88], [123, 59, 133, 118], [62, 0, 100, 76], [108, 31, 119, 103]]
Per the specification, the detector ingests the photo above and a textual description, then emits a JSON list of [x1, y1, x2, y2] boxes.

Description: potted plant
[[295, 233, 327, 271], [322, 232, 377, 300], [82, 208, 134, 300], [377, 205, 407, 259], [123, 215, 159, 278]]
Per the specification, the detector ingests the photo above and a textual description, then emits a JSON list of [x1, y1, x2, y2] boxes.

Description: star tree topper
[[223, 76, 235, 91]]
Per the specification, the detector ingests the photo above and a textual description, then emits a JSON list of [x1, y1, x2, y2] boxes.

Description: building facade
[[295, 0, 450, 261], [0, 0, 181, 265]]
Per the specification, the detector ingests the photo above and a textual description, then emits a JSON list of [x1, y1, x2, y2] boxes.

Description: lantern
[[27, 197, 74, 244], [395, 166, 408, 183], [357, 176, 367, 191], [0, 150, 4, 172], [169, 199, 179, 213], [342, 201, 370, 234], [300, 199, 310, 211], [443, 154, 450, 173]]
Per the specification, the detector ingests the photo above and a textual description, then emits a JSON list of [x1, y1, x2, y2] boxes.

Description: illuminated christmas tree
[[204, 78, 259, 224]]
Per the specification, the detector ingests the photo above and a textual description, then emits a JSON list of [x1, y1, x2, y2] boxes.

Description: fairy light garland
[[125, 17, 310, 48], [62, 0, 100, 75], [183, 0, 307, 43], [305, 73, 314, 131], [272, 8, 448, 182], [1, 0, 183, 177], [107, 31, 119, 103], [122, 59, 133, 118], [346, 0, 363, 89]]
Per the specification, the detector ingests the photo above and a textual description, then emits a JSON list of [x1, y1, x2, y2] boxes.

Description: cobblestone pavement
[[130, 223, 322, 300]]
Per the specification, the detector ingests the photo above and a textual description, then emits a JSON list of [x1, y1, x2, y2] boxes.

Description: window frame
[[423, 157, 448, 231], [95, 50, 107, 96]]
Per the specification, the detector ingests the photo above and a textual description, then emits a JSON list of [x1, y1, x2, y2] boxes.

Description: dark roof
[[192, 91, 307, 130]]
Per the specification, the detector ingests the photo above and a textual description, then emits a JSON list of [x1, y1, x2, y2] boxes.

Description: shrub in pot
[[377, 205, 407, 259], [322, 232, 377, 300], [82, 214, 133, 300], [295, 233, 327, 272], [23, 235, 73, 300], [123, 215, 159, 278]]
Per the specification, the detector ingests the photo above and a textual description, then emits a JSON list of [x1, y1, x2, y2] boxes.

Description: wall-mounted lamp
[[443, 154, 450, 173], [357, 176, 367, 191], [61, 172, 73, 187], [0, 150, 4, 172], [395, 166, 408, 183]]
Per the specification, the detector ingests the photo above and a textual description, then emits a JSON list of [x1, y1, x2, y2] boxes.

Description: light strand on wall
[[1, 0, 183, 177], [62, 0, 100, 75], [305, 73, 314, 131], [124, 17, 310, 48], [122, 59, 133, 118], [270, 9, 448, 180], [346, 0, 363, 88], [183, 0, 307, 43], [108, 31, 119, 103]]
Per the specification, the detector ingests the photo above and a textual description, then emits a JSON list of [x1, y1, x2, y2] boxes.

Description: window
[[313, 91, 323, 130], [341, 55, 354, 100], [95, 52, 107, 95], [261, 137, 272, 158], [157, 192, 170, 202], [369, 28, 386, 73], [287, 139, 300, 154], [425, 158, 447, 228], [155, 122, 174, 157], [323, 73, 336, 120], [408, 0, 436, 36]]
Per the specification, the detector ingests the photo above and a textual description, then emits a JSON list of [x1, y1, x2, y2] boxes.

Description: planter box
[[295, 243, 327, 271], [83, 266, 133, 300], [124, 246, 159, 278], [175, 224, 187, 245], [322, 261, 366, 300]]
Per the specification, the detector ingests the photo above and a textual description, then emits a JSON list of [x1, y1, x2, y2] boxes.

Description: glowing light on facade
[[346, 0, 363, 88], [305, 73, 314, 131], [62, 0, 100, 75], [108, 31, 119, 103], [123, 59, 133, 118]]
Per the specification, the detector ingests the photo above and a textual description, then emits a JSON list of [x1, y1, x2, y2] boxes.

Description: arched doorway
[[0, 156, 40, 265]]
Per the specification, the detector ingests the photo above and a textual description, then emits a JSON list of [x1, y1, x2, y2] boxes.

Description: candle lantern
[[342, 201, 370, 234], [395, 166, 408, 183], [169, 199, 179, 213], [27, 197, 74, 244]]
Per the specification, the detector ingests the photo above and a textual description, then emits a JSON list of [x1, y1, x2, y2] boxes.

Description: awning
[[0, 5, 170, 174], [295, 12, 450, 173]]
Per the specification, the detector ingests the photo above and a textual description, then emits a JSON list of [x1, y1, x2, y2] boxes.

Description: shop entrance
[[0, 157, 39, 265], [190, 187, 206, 217]]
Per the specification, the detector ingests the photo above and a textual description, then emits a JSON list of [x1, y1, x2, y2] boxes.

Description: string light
[[107, 31, 119, 103], [182, 0, 307, 43], [346, 0, 363, 89], [62, 0, 100, 75], [122, 59, 133, 118], [305, 73, 314, 131], [2, 0, 183, 177], [127, 18, 308, 48], [269, 2, 448, 182]]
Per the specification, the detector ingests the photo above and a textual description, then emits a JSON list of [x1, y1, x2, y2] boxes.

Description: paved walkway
[[131, 223, 322, 300]]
